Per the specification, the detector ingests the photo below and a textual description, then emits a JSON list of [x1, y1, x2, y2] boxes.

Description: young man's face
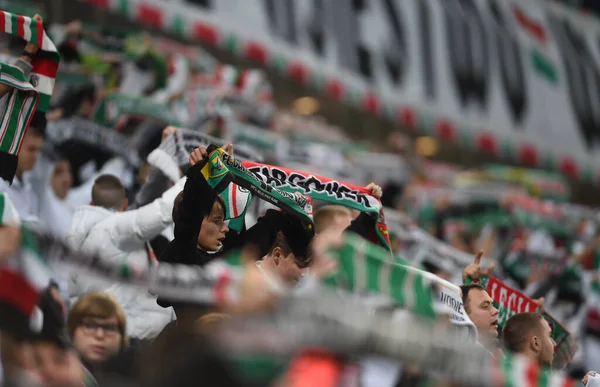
[[537, 318, 556, 367], [73, 316, 122, 364], [266, 247, 307, 285], [17, 131, 43, 175], [197, 201, 229, 251], [466, 288, 499, 340]]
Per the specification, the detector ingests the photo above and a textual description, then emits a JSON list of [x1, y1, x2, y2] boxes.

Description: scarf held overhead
[[201, 147, 314, 236], [242, 162, 391, 251], [0, 11, 59, 112]]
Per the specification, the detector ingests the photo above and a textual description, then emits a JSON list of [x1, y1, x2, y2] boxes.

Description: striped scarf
[[201, 147, 313, 233], [0, 62, 39, 180], [0, 11, 59, 112], [243, 162, 392, 251], [154, 132, 263, 231]]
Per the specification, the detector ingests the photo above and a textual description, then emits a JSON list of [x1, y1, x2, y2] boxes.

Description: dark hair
[[92, 174, 126, 211], [502, 312, 544, 353], [28, 111, 47, 138], [268, 231, 292, 257], [268, 231, 312, 268], [172, 193, 225, 223], [172, 191, 184, 223], [460, 284, 486, 314]]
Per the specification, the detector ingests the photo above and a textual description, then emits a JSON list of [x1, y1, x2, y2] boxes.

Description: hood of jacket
[[66, 205, 114, 250]]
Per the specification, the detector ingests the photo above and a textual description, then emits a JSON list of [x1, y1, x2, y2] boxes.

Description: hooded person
[[66, 169, 186, 340], [157, 145, 315, 319]]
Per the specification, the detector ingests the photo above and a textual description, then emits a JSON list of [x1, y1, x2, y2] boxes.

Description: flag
[[0, 11, 60, 112]]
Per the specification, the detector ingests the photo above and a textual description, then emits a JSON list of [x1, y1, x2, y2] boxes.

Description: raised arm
[[0, 14, 41, 98], [169, 147, 218, 261]]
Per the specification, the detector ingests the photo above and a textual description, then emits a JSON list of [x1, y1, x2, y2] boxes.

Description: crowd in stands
[[3, 8, 600, 387]]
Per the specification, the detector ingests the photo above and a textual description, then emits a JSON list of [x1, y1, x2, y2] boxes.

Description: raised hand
[[365, 182, 383, 200], [161, 126, 177, 142], [462, 250, 496, 283], [223, 143, 233, 156], [583, 371, 598, 386], [23, 14, 42, 58], [189, 146, 208, 166], [532, 297, 545, 313]]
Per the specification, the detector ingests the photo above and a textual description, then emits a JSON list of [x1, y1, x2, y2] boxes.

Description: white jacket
[[66, 177, 186, 339]]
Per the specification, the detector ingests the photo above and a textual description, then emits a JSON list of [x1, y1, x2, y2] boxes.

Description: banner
[[84, 0, 600, 183]]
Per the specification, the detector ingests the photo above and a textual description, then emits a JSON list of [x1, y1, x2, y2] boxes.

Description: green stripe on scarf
[[324, 234, 437, 319], [0, 63, 38, 157]]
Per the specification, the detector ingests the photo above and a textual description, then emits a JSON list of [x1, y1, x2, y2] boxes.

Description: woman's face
[[73, 316, 122, 365], [197, 201, 229, 251]]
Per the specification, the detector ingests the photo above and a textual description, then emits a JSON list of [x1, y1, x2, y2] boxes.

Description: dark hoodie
[[156, 160, 312, 310]]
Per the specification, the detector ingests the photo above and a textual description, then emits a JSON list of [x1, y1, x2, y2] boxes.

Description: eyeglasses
[[208, 217, 227, 228], [79, 321, 120, 337]]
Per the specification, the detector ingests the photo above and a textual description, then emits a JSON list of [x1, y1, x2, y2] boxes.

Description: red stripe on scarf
[[16, 15, 25, 39], [232, 184, 239, 218], [30, 57, 59, 78], [214, 272, 231, 304], [286, 351, 342, 387], [0, 12, 6, 32], [526, 361, 540, 386], [35, 18, 43, 48], [0, 268, 39, 317]]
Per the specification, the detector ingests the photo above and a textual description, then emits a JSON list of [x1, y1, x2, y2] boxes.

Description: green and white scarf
[[0, 63, 39, 156], [243, 162, 392, 251], [201, 147, 314, 234], [0, 11, 60, 112], [92, 93, 179, 128]]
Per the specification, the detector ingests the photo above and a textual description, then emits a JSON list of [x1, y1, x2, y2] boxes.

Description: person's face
[[269, 247, 306, 285], [51, 160, 73, 200], [465, 288, 499, 340], [17, 132, 43, 174], [73, 317, 122, 364], [197, 201, 229, 251], [32, 343, 84, 387], [536, 318, 556, 367]]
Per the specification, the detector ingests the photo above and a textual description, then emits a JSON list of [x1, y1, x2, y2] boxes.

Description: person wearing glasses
[[66, 292, 127, 374]]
